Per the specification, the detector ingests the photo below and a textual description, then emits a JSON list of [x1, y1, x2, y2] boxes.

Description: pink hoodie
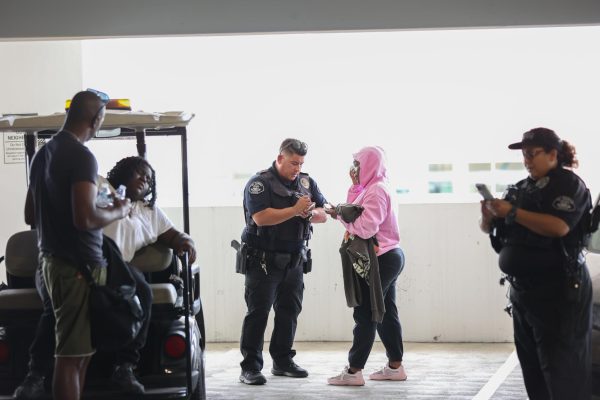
[[339, 146, 400, 256]]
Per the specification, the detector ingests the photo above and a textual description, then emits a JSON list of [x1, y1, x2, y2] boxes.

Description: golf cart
[[0, 110, 205, 399]]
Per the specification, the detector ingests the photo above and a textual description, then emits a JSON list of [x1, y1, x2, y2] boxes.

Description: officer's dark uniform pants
[[348, 248, 405, 369], [28, 262, 153, 374], [510, 266, 592, 400], [240, 254, 304, 372]]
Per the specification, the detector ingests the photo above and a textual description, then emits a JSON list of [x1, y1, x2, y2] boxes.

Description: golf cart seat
[[0, 230, 178, 310], [0, 230, 41, 311], [130, 242, 178, 306]]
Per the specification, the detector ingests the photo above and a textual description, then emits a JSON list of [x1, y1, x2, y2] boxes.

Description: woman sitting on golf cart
[[101, 156, 198, 393], [104, 156, 196, 264]]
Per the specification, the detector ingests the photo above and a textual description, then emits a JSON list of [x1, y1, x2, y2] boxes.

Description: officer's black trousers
[[348, 248, 405, 369], [240, 255, 304, 372], [510, 266, 592, 400]]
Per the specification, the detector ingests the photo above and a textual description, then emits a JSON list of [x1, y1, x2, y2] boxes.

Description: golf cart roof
[[1, 109, 195, 234], [0, 110, 194, 133]]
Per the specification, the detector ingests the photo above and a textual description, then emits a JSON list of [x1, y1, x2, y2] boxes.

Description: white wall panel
[[162, 203, 590, 343]]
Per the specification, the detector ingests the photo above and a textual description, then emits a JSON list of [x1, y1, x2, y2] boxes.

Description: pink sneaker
[[327, 366, 365, 386], [368, 364, 407, 381]]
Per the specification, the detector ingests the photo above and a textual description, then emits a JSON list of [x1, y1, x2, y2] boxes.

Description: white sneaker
[[369, 363, 407, 381], [327, 366, 365, 386]]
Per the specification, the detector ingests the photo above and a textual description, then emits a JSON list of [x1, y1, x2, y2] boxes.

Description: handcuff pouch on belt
[[300, 246, 312, 274]]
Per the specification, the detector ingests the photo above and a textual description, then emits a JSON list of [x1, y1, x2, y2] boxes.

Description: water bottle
[[96, 183, 113, 208], [115, 184, 127, 200]]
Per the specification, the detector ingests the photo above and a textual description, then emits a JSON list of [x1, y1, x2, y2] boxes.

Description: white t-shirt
[[104, 201, 174, 262]]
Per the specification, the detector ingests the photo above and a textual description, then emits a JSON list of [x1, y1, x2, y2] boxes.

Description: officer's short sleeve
[[244, 176, 270, 215], [309, 177, 327, 207], [540, 172, 589, 230]]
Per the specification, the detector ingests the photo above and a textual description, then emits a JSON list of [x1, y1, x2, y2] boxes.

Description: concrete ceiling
[[2, 0, 600, 40]]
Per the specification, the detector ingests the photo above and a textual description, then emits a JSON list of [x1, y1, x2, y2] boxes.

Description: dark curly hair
[[106, 156, 157, 207], [557, 140, 578, 168]]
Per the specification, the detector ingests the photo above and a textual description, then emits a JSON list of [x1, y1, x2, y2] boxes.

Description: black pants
[[240, 252, 304, 372], [28, 262, 152, 375], [116, 266, 152, 365], [510, 266, 592, 400], [348, 248, 405, 369]]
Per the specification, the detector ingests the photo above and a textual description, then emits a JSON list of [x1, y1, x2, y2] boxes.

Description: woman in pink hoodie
[[326, 146, 406, 386]]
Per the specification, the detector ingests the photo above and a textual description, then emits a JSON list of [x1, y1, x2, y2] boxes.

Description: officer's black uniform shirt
[[242, 162, 326, 253], [498, 167, 591, 278]]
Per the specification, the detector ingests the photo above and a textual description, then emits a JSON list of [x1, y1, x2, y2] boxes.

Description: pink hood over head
[[354, 146, 388, 188], [342, 145, 400, 255]]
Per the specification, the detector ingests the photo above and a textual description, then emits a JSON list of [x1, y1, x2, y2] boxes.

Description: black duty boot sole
[[271, 368, 309, 378]]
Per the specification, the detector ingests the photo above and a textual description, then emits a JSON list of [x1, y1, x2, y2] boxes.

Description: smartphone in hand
[[475, 183, 494, 201]]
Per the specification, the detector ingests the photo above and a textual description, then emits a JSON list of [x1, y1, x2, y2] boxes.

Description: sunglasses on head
[[280, 139, 308, 155], [86, 88, 110, 104]]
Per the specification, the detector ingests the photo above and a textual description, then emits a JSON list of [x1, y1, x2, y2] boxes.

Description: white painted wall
[[163, 204, 600, 343], [80, 28, 600, 209], [1, 36, 599, 344], [0, 41, 83, 281]]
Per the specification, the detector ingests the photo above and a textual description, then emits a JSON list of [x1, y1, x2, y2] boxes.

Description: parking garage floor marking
[[473, 351, 519, 400]]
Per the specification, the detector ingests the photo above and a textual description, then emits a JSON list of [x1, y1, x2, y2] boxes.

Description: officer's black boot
[[240, 370, 267, 385], [271, 361, 308, 378]]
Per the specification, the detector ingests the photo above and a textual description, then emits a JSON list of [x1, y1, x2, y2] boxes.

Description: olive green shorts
[[42, 255, 106, 357]]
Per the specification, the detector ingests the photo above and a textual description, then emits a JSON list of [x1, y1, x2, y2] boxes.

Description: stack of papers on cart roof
[[0, 111, 194, 132]]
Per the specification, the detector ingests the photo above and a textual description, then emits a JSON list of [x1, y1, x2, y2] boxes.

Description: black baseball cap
[[508, 127, 561, 150]]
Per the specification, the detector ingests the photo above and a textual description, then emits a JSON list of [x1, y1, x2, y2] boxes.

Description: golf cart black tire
[[191, 354, 206, 400]]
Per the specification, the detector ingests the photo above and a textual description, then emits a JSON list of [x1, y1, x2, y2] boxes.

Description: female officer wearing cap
[[479, 127, 593, 400]]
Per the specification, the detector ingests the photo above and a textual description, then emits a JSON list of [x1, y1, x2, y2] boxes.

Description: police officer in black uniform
[[239, 138, 328, 385], [480, 128, 593, 400]]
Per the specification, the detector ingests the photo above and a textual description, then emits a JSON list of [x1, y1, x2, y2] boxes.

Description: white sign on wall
[[3, 132, 25, 164]]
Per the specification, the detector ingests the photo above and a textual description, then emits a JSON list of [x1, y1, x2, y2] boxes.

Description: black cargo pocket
[[272, 252, 292, 270], [244, 257, 264, 289]]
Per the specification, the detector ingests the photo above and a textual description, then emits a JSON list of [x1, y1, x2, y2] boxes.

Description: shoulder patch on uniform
[[536, 176, 550, 189], [300, 177, 310, 189], [249, 181, 265, 195], [552, 196, 576, 212]]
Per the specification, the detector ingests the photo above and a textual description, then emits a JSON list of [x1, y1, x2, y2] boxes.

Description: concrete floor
[[205, 342, 527, 400]]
